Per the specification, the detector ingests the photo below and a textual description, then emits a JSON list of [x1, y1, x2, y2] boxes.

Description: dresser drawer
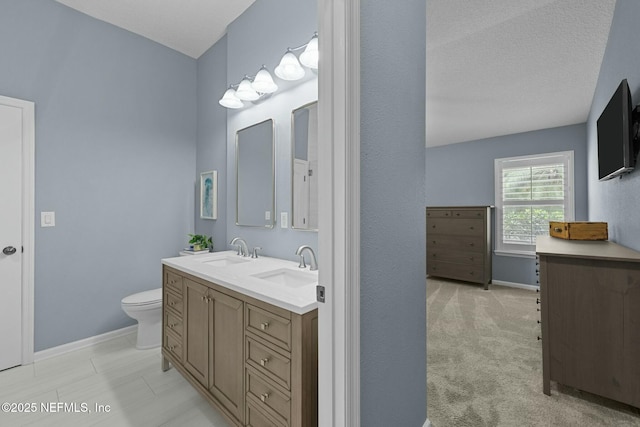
[[428, 218, 484, 236], [426, 209, 451, 218], [429, 249, 484, 266], [165, 311, 183, 338], [164, 330, 183, 362], [451, 209, 485, 219], [164, 290, 183, 315], [165, 271, 183, 295], [246, 368, 290, 427], [427, 235, 485, 252], [246, 305, 292, 352], [427, 261, 485, 284], [246, 336, 291, 391]]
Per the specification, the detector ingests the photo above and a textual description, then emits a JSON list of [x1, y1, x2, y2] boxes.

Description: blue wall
[[223, 0, 318, 262], [426, 123, 588, 286], [361, 0, 427, 425], [587, 0, 640, 247], [195, 36, 228, 249], [0, 1, 197, 350]]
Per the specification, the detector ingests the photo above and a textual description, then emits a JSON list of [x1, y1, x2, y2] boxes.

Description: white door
[[0, 101, 24, 371]]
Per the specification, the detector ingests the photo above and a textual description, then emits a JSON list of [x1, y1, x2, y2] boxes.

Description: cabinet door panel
[[184, 279, 209, 386], [210, 289, 245, 422]]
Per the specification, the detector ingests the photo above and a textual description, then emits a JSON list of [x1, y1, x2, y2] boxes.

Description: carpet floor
[[426, 277, 640, 426]]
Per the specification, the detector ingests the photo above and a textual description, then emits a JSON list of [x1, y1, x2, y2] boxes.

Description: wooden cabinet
[[162, 266, 318, 427], [537, 236, 640, 408], [426, 206, 492, 289]]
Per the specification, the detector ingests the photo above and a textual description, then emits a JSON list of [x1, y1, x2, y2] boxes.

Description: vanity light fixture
[[219, 87, 243, 109], [219, 32, 319, 109]]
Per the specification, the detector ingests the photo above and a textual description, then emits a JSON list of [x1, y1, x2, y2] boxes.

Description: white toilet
[[121, 288, 163, 349]]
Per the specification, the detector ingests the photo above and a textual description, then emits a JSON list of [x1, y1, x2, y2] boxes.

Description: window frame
[[494, 151, 575, 257]]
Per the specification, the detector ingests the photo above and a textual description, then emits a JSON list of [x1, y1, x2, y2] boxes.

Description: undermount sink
[[198, 255, 251, 267], [252, 268, 317, 288]]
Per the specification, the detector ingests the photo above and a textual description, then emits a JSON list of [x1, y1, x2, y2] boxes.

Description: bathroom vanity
[[161, 251, 318, 427]]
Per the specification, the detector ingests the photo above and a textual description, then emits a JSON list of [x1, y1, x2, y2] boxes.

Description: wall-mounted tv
[[597, 79, 639, 181]]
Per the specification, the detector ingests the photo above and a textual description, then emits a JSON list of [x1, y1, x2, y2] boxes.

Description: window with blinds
[[495, 151, 574, 256]]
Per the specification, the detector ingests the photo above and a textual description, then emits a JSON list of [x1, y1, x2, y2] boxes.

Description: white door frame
[[317, 0, 360, 426], [0, 95, 35, 365]]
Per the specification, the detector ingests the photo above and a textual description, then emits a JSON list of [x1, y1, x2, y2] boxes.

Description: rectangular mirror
[[291, 102, 318, 231], [236, 119, 275, 227]]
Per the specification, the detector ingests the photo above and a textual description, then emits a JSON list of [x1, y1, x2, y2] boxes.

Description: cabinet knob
[[169, 301, 176, 307], [260, 322, 270, 331], [260, 357, 270, 367], [260, 392, 270, 403], [537, 320, 541, 324], [169, 323, 176, 329], [536, 298, 540, 304], [536, 288, 539, 293], [537, 336, 542, 341], [168, 345, 175, 351]]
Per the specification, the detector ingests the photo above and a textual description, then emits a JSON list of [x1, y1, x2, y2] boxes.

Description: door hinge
[[316, 285, 325, 303], [308, 169, 313, 177]]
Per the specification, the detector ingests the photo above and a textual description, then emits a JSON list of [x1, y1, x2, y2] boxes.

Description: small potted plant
[[188, 234, 213, 252]]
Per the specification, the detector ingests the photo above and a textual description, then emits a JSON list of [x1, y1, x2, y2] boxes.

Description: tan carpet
[[426, 278, 640, 426]]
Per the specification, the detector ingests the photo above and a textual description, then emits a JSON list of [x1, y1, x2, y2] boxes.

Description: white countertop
[[162, 250, 318, 314]]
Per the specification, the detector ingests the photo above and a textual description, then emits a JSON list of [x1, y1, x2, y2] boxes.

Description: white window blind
[[495, 151, 574, 256]]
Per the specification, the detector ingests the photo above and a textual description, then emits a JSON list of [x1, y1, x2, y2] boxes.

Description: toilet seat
[[121, 288, 162, 307]]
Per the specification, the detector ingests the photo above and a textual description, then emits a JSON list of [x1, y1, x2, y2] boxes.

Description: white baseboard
[[491, 280, 538, 291], [33, 325, 137, 362], [424, 419, 432, 427]]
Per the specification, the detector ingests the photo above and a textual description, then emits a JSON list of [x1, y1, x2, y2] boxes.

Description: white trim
[[491, 280, 538, 291], [493, 250, 537, 259], [0, 96, 35, 366], [317, 0, 360, 426], [424, 419, 433, 427], [33, 325, 137, 362]]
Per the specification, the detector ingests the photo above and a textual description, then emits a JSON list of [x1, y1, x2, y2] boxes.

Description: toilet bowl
[[121, 288, 163, 349]]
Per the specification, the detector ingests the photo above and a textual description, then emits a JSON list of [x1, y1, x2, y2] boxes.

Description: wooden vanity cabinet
[[537, 236, 640, 408], [162, 266, 318, 427]]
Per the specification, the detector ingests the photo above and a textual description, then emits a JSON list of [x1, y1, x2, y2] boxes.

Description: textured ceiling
[[426, 0, 617, 147], [55, 0, 255, 58]]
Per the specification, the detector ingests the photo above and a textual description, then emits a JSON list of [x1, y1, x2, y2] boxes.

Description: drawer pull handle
[[169, 301, 176, 307], [537, 336, 542, 341], [260, 322, 270, 331], [260, 357, 270, 367], [469, 226, 474, 230], [260, 392, 270, 402], [169, 323, 177, 329], [554, 227, 562, 232], [469, 243, 474, 247], [168, 345, 175, 351], [536, 298, 540, 304]]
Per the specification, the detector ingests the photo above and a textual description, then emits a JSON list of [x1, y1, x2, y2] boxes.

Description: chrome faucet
[[230, 237, 249, 257], [295, 245, 318, 271]]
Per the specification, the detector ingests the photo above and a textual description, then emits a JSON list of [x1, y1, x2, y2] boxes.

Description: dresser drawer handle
[[260, 322, 270, 331], [169, 323, 177, 329], [259, 357, 270, 367], [168, 345, 176, 351], [169, 301, 176, 307], [260, 392, 270, 402], [553, 227, 562, 232]]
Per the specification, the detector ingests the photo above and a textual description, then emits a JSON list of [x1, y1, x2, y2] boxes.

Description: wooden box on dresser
[[536, 235, 640, 408], [426, 206, 492, 289], [161, 265, 318, 427]]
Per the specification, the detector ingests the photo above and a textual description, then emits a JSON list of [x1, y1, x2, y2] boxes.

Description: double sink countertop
[[162, 250, 318, 314]]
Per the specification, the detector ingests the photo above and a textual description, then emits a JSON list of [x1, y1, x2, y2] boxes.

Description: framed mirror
[[291, 102, 318, 231], [236, 119, 275, 227]]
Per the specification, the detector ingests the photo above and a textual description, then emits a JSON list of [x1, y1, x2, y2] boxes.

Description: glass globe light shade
[[299, 35, 319, 69], [219, 88, 243, 109], [235, 77, 260, 101], [251, 66, 278, 94], [274, 51, 305, 81]]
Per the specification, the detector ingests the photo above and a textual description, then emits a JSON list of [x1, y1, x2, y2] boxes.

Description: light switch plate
[[41, 211, 55, 227], [281, 212, 288, 228]]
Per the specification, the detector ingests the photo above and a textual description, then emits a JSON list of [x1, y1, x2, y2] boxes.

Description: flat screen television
[[597, 79, 636, 181]]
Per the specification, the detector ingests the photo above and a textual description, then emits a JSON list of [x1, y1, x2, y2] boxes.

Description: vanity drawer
[[246, 305, 291, 352], [246, 368, 290, 427], [165, 311, 183, 338], [246, 401, 286, 427], [165, 271, 183, 295], [246, 336, 291, 391], [428, 218, 484, 237], [451, 209, 485, 219], [164, 330, 183, 362], [426, 209, 451, 218], [164, 290, 183, 315]]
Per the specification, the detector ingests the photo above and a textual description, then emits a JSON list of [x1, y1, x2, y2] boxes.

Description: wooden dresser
[[426, 206, 492, 289], [536, 236, 640, 408]]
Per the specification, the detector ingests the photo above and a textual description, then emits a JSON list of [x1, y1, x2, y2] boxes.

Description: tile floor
[[0, 334, 232, 427]]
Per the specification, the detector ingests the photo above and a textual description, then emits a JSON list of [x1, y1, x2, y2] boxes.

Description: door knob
[[3, 246, 17, 255]]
